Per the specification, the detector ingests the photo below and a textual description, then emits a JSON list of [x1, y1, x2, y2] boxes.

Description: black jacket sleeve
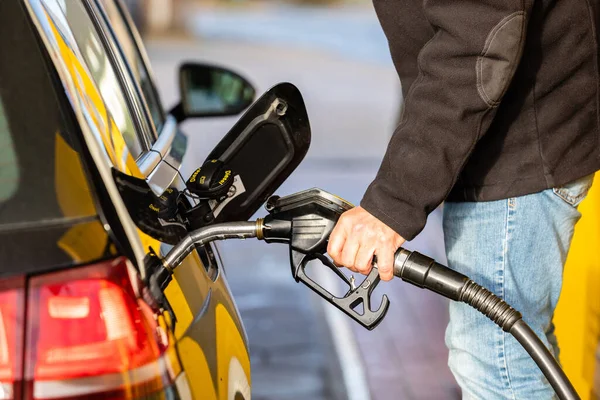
[[361, 0, 534, 240]]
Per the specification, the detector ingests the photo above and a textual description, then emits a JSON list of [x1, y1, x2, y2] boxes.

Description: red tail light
[[24, 257, 174, 400], [0, 278, 25, 400]]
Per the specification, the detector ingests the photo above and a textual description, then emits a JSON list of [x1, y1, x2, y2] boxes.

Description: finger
[[327, 221, 348, 261], [340, 235, 360, 269], [354, 245, 375, 275], [345, 265, 359, 273], [376, 246, 395, 281], [395, 236, 406, 249]]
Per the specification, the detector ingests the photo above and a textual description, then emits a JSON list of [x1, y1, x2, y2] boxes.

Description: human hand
[[327, 206, 405, 281]]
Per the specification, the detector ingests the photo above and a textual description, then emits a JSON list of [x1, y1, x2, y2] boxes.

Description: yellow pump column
[[555, 181, 600, 399]]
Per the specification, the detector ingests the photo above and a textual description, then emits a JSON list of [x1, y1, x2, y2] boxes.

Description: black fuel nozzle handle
[[262, 189, 390, 330], [292, 251, 390, 330]]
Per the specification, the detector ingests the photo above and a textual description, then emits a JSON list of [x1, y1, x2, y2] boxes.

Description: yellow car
[[0, 0, 310, 399]]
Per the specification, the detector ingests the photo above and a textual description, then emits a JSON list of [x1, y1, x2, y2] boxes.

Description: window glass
[[0, 0, 122, 276], [0, 0, 98, 225], [0, 103, 18, 204], [97, 0, 165, 133], [62, 0, 145, 158]]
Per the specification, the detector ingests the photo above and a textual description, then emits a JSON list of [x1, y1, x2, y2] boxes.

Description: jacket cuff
[[360, 180, 427, 241]]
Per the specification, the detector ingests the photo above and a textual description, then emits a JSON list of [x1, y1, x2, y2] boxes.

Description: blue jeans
[[443, 174, 595, 400]]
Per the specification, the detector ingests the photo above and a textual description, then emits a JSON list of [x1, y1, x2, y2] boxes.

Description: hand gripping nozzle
[[261, 188, 390, 330]]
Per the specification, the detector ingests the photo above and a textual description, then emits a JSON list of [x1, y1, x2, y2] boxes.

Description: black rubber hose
[[460, 280, 579, 400], [394, 249, 581, 400], [458, 280, 522, 331], [510, 320, 579, 400]]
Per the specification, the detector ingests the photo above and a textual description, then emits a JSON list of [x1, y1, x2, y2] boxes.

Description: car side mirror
[[171, 62, 255, 122]]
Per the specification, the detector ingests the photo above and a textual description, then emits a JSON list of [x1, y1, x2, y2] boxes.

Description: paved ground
[[146, 4, 459, 398]]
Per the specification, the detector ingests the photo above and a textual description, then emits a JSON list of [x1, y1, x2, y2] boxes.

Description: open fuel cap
[[186, 159, 234, 199]]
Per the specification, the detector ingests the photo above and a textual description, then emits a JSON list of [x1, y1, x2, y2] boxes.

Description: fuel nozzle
[[262, 188, 390, 330], [262, 188, 352, 246]]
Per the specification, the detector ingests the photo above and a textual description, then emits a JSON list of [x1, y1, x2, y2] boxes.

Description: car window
[[0, 0, 114, 270], [0, 103, 18, 204], [0, 8, 99, 226], [61, 0, 146, 159], [96, 0, 165, 134], [0, 0, 121, 275]]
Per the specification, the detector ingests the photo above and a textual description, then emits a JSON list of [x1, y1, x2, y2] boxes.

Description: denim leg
[[443, 187, 585, 400]]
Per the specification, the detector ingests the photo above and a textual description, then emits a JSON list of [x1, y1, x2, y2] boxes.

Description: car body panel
[[22, 0, 251, 398]]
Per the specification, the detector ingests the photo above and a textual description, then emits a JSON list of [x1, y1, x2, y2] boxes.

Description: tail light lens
[[0, 278, 25, 400], [25, 257, 174, 400]]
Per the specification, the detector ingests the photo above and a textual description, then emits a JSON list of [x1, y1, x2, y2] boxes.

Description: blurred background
[[125, 1, 456, 399], [121, 1, 600, 399]]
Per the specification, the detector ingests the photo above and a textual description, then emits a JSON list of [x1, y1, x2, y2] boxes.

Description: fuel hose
[[393, 249, 580, 400]]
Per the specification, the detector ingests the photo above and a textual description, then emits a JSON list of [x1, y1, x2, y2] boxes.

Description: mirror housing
[[171, 62, 255, 122]]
